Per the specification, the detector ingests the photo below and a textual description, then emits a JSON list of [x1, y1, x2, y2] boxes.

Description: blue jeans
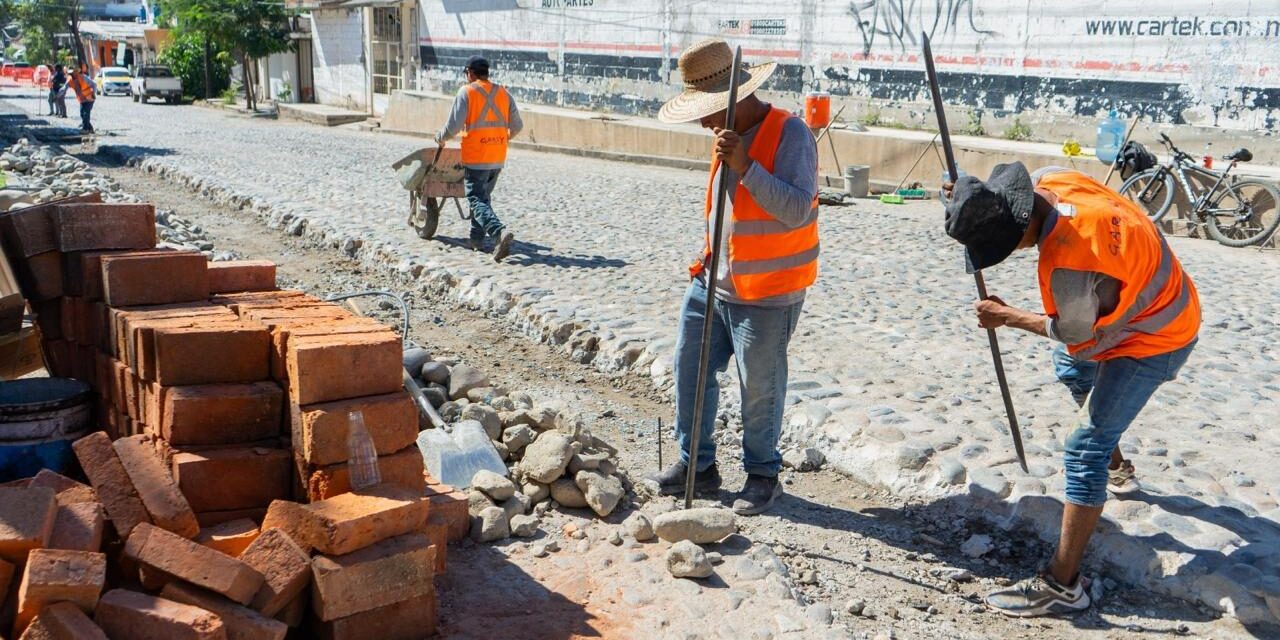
[[464, 167, 504, 241], [1053, 341, 1195, 507], [80, 101, 94, 131], [673, 278, 803, 477]]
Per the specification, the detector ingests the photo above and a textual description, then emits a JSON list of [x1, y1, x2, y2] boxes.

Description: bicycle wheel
[[1119, 168, 1176, 222], [1204, 179, 1280, 247]]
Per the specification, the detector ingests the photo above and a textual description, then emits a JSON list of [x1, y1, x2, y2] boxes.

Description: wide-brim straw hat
[[658, 39, 777, 124]]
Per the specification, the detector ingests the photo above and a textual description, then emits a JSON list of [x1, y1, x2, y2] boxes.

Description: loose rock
[[623, 512, 655, 541], [521, 432, 575, 483], [503, 425, 536, 454], [666, 540, 714, 579], [471, 469, 517, 502], [448, 364, 490, 400], [781, 447, 825, 472], [471, 506, 509, 542], [653, 508, 736, 544], [510, 514, 539, 537], [550, 478, 589, 509], [575, 470, 624, 517], [463, 404, 503, 441]]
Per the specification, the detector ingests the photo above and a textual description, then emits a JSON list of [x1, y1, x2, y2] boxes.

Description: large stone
[[574, 470, 623, 517], [960, 534, 994, 558], [781, 447, 825, 472], [520, 432, 574, 484], [462, 404, 502, 441], [509, 515, 539, 538], [653, 508, 736, 544], [549, 479, 588, 509], [470, 507, 508, 543], [522, 482, 550, 504], [499, 493, 532, 524], [420, 362, 450, 386], [666, 540, 713, 579], [502, 426, 536, 454], [402, 348, 431, 377], [467, 491, 495, 517], [447, 364, 489, 400], [623, 512, 654, 541], [470, 470, 516, 502]]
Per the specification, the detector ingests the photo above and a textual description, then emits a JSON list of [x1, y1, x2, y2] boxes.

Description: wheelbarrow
[[392, 145, 469, 240]]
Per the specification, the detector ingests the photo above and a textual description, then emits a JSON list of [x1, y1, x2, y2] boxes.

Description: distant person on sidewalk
[[67, 64, 95, 132], [48, 64, 67, 117], [943, 163, 1200, 617], [647, 39, 820, 515], [435, 55, 521, 261]]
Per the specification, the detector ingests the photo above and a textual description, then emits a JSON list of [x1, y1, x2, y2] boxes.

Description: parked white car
[[130, 65, 182, 104], [94, 66, 131, 96]]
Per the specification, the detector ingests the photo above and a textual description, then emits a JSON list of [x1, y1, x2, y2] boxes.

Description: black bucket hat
[[944, 162, 1035, 272]]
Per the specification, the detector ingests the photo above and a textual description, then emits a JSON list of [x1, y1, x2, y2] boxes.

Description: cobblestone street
[[7, 90, 1279, 628]]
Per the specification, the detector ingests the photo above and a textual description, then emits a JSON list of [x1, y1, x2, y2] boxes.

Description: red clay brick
[[303, 485, 429, 556], [259, 502, 315, 554], [0, 487, 57, 564], [94, 589, 226, 640], [194, 519, 260, 558], [160, 583, 286, 640], [310, 533, 435, 621], [195, 509, 267, 529], [52, 204, 156, 253], [309, 589, 437, 640], [267, 319, 383, 381], [302, 446, 425, 502], [294, 392, 417, 466], [273, 592, 306, 628], [207, 261, 277, 294], [123, 523, 264, 605], [152, 326, 270, 386], [15, 549, 106, 635], [236, 529, 309, 617], [0, 194, 102, 257], [113, 304, 231, 363], [20, 251, 63, 301], [72, 438, 154, 544], [46, 503, 104, 553], [159, 382, 283, 446], [132, 319, 244, 380], [424, 485, 469, 543], [284, 332, 403, 405], [112, 436, 198, 539], [62, 249, 136, 300], [16, 601, 107, 640], [100, 251, 209, 307], [172, 448, 291, 513], [424, 513, 448, 574], [31, 299, 62, 340], [29, 471, 97, 506], [1, 556, 14, 605]]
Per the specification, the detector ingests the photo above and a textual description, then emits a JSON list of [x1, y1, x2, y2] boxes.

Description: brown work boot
[[492, 230, 514, 262]]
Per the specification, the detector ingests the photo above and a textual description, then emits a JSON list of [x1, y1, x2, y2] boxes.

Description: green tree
[[14, 0, 85, 68], [158, 29, 231, 100], [157, 0, 292, 107]]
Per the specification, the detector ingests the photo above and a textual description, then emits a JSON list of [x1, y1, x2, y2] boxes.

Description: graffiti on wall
[[846, 0, 995, 54]]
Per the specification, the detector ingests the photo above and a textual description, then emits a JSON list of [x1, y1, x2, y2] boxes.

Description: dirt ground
[[98, 161, 1258, 640]]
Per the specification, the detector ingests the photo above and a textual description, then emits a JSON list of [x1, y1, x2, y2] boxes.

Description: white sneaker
[[1108, 460, 1141, 495], [986, 572, 1092, 617]]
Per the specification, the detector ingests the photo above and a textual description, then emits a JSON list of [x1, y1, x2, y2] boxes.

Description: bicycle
[[1118, 133, 1280, 247]]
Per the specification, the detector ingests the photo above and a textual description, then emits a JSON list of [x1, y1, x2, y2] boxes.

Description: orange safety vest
[[460, 80, 511, 167], [689, 107, 820, 301], [68, 73, 95, 102], [1036, 170, 1200, 361]]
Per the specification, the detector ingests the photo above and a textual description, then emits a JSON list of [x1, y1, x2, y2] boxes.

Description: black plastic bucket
[[0, 378, 93, 482]]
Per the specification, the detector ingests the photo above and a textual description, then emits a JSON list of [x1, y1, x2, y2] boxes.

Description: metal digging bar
[[922, 33, 1028, 473], [683, 46, 744, 509]]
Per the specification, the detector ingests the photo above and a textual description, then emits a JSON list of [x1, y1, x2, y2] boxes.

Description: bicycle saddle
[[1225, 148, 1253, 162]]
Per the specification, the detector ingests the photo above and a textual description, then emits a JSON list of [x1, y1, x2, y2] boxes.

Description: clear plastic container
[[1095, 109, 1126, 164], [346, 410, 381, 490], [417, 420, 507, 489]]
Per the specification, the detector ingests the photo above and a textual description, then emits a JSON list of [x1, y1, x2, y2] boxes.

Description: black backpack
[[1115, 141, 1157, 179]]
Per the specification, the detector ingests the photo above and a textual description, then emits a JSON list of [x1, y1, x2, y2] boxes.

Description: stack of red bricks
[[0, 196, 473, 638]]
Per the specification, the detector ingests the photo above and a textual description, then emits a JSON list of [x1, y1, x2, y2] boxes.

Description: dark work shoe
[[648, 461, 721, 496], [732, 474, 783, 515], [492, 230, 514, 262], [468, 236, 484, 252]]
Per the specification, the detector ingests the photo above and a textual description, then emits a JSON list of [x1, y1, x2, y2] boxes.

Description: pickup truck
[[131, 65, 182, 104]]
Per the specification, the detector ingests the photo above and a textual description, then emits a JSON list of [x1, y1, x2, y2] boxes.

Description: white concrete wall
[[414, 0, 1280, 139], [310, 9, 368, 111], [259, 50, 300, 104]]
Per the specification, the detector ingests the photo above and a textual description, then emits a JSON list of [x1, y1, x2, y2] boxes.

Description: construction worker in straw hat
[[647, 39, 820, 515], [943, 163, 1199, 617], [436, 55, 521, 261]]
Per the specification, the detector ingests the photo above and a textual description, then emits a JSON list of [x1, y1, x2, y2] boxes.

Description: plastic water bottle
[[1095, 109, 1125, 164], [346, 410, 381, 490]]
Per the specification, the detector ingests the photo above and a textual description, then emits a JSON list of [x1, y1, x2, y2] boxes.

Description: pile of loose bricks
[[0, 196, 470, 639]]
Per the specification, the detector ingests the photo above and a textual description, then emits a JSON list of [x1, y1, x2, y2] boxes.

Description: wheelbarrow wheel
[[412, 196, 442, 240]]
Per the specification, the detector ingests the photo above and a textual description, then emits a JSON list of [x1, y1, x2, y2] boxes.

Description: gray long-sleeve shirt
[[437, 82, 524, 169], [702, 113, 820, 307], [1032, 167, 1121, 345]]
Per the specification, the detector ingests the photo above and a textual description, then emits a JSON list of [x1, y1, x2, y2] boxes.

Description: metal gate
[[371, 6, 402, 95]]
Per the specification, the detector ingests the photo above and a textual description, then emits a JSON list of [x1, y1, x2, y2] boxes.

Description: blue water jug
[[1096, 109, 1125, 164]]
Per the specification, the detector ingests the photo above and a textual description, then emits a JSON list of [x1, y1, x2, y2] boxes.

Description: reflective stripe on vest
[[461, 81, 510, 166], [1036, 170, 1200, 361], [689, 107, 819, 301]]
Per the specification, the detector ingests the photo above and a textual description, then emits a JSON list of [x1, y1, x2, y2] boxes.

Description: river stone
[[500, 492, 532, 523], [510, 514, 539, 537], [448, 364, 490, 400], [402, 347, 431, 376], [575, 470, 623, 517], [503, 425, 536, 454], [421, 361, 450, 385], [667, 540, 713, 579], [471, 506, 509, 542], [422, 383, 448, 408], [522, 481, 551, 504], [472, 469, 516, 502], [550, 478, 588, 509], [781, 447, 825, 472], [468, 490, 496, 517], [521, 432, 575, 483], [463, 404, 503, 441], [653, 508, 736, 544], [623, 512, 655, 541]]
